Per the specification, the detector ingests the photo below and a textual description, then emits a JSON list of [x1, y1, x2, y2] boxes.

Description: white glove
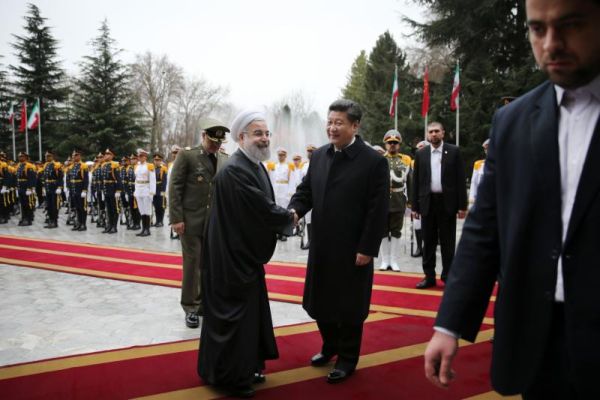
[[115, 191, 121, 199], [1, 186, 8, 194], [160, 191, 165, 197], [81, 191, 87, 199], [55, 188, 62, 195], [25, 189, 32, 196], [125, 194, 130, 201], [101, 192, 105, 201], [42, 188, 46, 196]]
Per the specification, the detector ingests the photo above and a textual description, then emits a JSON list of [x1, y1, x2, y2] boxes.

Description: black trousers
[[153, 193, 165, 223], [421, 193, 456, 280], [45, 185, 59, 222], [105, 192, 118, 227], [316, 321, 363, 371], [18, 189, 34, 221], [73, 191, 87, 226]]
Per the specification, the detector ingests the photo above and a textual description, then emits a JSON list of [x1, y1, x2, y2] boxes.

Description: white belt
[[391, 188, 404, 193]]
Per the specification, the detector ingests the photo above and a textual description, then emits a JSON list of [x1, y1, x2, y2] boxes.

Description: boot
[[390, 236, 402, 272], [378, 238, 391, 271], [138, 215, 151, 237]]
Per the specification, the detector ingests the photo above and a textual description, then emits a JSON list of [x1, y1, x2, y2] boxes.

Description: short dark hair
[[328, 99, 362, 123]]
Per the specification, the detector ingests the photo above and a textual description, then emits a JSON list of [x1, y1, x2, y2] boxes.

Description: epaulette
[[288, 162, 295, 171], [266, 161, 275, 171], [147, 163, 155, 172], [473, 159, 485, 170], [400, 153, 412, 167]]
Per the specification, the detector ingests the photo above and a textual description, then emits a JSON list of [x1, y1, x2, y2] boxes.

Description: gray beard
[[243, 142, 271, 162]]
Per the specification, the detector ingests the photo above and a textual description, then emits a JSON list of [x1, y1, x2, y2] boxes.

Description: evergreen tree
[[10, 3, 68, 160], [68, 20, 145, 158], [405, 0, 545, 170], [0, 60, 14, 155], [342, 50, 368, 105], [359, 32, 420, 149]]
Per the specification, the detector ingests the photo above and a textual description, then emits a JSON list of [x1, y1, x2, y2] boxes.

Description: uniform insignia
[[197, 176, 204, 182]]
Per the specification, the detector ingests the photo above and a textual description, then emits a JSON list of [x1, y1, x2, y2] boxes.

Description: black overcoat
[[289, 136, 389, 324]]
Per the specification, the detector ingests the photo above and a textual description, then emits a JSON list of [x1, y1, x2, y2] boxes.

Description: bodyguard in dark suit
[[411, 122, 467, 288], [289, 99, 389, 384], [424, 0, 600, 397]]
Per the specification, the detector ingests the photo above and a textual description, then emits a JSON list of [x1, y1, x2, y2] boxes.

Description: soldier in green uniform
[[168, 118, 230, 328], [41, 151, 64, 228], [378, 130, 410, 271], [16, 152, 37, 226]]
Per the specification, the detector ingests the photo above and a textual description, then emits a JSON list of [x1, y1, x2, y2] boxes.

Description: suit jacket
[[289, 136, 389, 323], [411, 142, 467, 216], [436, 80, 600, 395], [168, 145, 228, 237]]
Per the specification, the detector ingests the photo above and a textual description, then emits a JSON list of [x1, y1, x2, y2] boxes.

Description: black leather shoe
[[416, 278, 436, 289], [411, 248, 423, 257], [185, 312, 199, 328], [154, 221, 163, 227], [327, 368, 354, 384], [253, 372, 266, 384], [310, 352, 335, 366], [77, 225, 87, 231]]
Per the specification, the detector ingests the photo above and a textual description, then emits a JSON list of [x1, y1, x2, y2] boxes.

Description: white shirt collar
[[555, 73, 600, 106], [430, 141, 444, 153], [334, 136, 356, 152]]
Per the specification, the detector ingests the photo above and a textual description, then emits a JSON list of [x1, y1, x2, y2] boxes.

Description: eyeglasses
[[242, 130, 272, 138], [387, 141, 400, 145]]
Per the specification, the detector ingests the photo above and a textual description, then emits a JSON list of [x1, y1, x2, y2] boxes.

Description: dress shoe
[[77, 225, 87, 231], [411, 248, 423, 258], [154, 221, 163, 227], [415, 278, 436, 289], [108, 226, 117, 234], [310, 352, 335, 366], [326, 368, 354, 384], [185, 312, 199, 328], [253, 372, 266, 384]]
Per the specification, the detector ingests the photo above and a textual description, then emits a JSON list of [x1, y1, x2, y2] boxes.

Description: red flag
[[450, 64, 460, 111], [18, 100, 27, 132], [421, 67, 430, 118]]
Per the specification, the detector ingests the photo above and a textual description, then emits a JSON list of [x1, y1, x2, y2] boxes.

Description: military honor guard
[[152, 154, 168, 227], [0, 152, 11, 224], [91, 153, 106, 227], [16, 152, 37, 226], [133, 149, 156, 237], [126, 154, 141, 230], [42, 151, 64, 228], [101, 148, 123, 234], [267, 147, 293, 241], [67, 149, 90, 231], [379, 129, 411, 271], [469, 139, 490, 208]]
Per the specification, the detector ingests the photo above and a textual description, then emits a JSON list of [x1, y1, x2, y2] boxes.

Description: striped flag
[[421, 67, 430, 118], [450, 64, 460, 111], [7, 102, 16, 124], [389, 67, 399, 117], [27, 98, 41, 130]]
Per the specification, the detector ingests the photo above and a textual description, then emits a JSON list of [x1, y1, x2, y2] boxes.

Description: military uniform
[[379, 130, 411, 271], [168, 120, 229, 327], [41, 152, 63, 228], [0, 153, 11, 223], [16, 152, 37, 226], [101, 149, 123, 233], [68, 153, 90, 230], [134, 150, 156, 236], [152, 155, 168, 227], [91, 155, 106, 227], [126, 155, 141, 230], [469, 139, 489, 207]]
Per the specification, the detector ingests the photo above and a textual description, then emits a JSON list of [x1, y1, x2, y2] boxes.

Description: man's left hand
[[355, 253, 372, 266]]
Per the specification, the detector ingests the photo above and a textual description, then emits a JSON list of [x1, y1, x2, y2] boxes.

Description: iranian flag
[[450, 64, 460, 111], [7, 102, 16, 124], [27, 98, 40, 130], [389, 68, 399, 117]]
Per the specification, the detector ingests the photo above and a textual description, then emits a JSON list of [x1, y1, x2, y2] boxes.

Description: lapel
[[197, 145, 215, 175], [565, 115, 600, 246], [422, 146, 432, 186], [440, 143, 449, 180], [529, 83, 562, 235]]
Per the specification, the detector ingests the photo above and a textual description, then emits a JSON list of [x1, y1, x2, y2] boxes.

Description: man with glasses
[[197, 111, 295, 398], [378, 129, 410, 272], [169, 119, 229, 329]]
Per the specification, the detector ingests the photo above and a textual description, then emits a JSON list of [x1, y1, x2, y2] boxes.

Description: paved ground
[[0, 207, 461, 366]]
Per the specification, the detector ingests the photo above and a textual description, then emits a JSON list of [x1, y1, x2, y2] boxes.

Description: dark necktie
[[208, 153, 217, 171]]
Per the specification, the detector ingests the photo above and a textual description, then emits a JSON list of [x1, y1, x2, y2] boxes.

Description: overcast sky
[[1, 0, 426, 115]]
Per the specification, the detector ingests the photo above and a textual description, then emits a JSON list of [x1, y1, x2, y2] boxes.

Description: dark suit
[[411, 142, 467, 281], [436, 80, 600, 397], [289, 135, 389, 370]]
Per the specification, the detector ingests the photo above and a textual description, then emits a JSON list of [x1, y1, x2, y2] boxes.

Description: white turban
[[230, 110, 267, 143]]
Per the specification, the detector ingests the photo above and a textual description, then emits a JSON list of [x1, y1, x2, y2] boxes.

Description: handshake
[[289, 208, 299, 227]]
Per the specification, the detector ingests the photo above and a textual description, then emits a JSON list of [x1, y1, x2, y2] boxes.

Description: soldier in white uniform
[[268, 148, 292, 241], [134, 149, 156, 237], [468, 138, 489, 208]]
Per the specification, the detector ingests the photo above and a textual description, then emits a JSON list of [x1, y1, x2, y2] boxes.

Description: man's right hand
[[172, 222, 185, 235], [424, 330, 458, 389]]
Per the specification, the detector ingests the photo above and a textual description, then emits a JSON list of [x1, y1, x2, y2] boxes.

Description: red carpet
[[0, 235, 496, 322], [0, 313, 496, 400]]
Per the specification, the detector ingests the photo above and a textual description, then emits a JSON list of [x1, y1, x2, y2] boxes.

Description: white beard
[[243, 141, 271, 162]]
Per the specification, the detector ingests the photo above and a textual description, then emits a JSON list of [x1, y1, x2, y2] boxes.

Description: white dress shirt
[[554, 74, 600, 302], [430, 142, 443, 193]]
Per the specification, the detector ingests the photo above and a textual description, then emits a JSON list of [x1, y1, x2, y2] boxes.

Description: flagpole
[[424, 113, 428, 140], [394, 64, 398, 131], [456, 61, 460, 147], [11, 105, 16, 160], [37, 98, 42, 161]]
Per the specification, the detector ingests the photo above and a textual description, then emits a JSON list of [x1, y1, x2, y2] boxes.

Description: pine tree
[[10, 3, 68, 160], [342, 50, 368, 105], [359, 31, 419, 149], [68, 20, 145, 159]]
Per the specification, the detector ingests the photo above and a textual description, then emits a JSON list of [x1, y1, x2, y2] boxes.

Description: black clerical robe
[[198, 149, 293, 387]]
